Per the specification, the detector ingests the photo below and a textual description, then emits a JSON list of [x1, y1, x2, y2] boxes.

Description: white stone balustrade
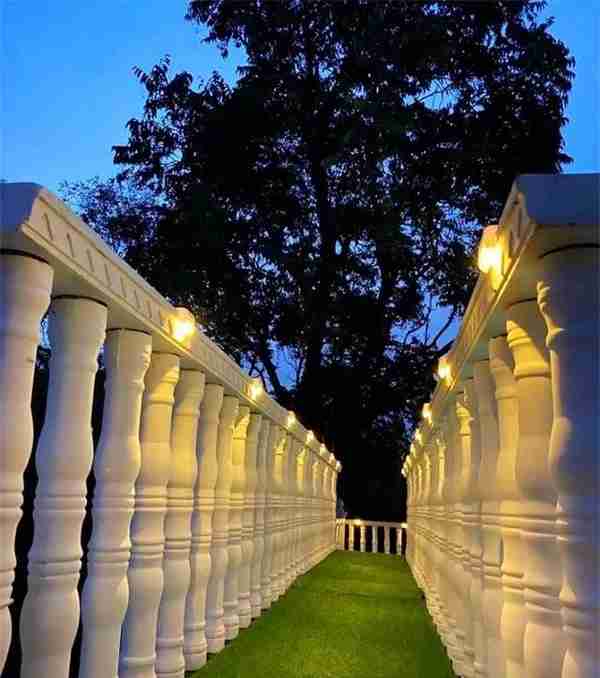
[[0, 183, 341, 677], [402, 174, 599, 678], [336, 519, 407, 556]]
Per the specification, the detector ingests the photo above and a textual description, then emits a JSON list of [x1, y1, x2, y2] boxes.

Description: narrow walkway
[[190, 552, 456, 678]]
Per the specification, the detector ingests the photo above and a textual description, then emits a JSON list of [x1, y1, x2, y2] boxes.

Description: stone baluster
[[474, 355, 504, 678], [295, 443, 306, 574], [184, 384, 224, 670], [304, 451, 316, 560], [372, 525, 378, 553], [238, 411, 261, 628], [19, 297, 106, 678], [349, 520, 356, 552], [0, 252, 53, 674], [223, 404, 249, 640], [284, 437, 297, 589], [464, 379, 487, 678], [538, 246, 599, 678], [384, 526, 390, 555], [205, 395, 238, 653], [490, 335, 524, 678], [79, 330, 152, 678], [156, 369, 205, 678], [119, 352, 180, 678], [507, 300, 564, 678], [359, 524, 366, 552], [432, 430, 450, 644], [270, 428, 286, 600], [261, 424, 283, 609], [250, 417, 270, 618]]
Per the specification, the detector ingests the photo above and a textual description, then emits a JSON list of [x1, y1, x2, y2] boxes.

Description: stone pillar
[[251, 417, 270, 618], [156, 369, 205, 678], [205, 394, 238, 653], [372, 525, 378, 553], [283, 436, 297, 589], [295, 443, 307, 575], [119, 352, 180, 678], [384, 526, 390, 555], [0, 252, 52, 674], [223, 403, 248, 641], [20, 297, 106, 678], [262, 424, 284, 608], [507, 299, 564, 678], [238, 411, 261, 628], [490, 335, 524, 678], [270, 428, 287, 601], [538, 246, 599, 678], [473, 356, 504, 678], [184, 383, 224, 670], [79, 330, 151, 678], [359, 525, 366, 552]]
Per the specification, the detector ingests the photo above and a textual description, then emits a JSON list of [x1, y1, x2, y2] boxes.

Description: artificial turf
[[189, 550, 457, 678]]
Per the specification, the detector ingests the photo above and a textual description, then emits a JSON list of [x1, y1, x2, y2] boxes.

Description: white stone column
[[384, 526, 390, 555], [0, 252, 52, 674], [262, 424, 284, 608], [79, 330, 152, 678], [270, 428, 287, 601], [238, 411, 261, 628], [372, 525, 378, 553], [223, 404, 249, 639], [538, 246, 599, 678], [283, 435, 297, 589], [294, 442, 306, 575], [156, 369, 205, 678], [251, 417, 270, 618], [474, 355, 504, 678], [507, 299, 564, 678], [119, 352, 180, 678], [205, 394, 238, 653], [19, 297, 107, 678], [490, 335, 524, 678], [184, 383, 224, 670]]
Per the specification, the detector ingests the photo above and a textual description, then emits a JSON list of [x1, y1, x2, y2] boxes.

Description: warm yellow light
[[172, 307, 196, 343], [477, 225, 502, 277], [437, 355, 451, 383], [250, 379, 263, 400], [287, 411, 296, 427], [422, 402, 432, 425], [415, 430, 422, 445], [355, 519, 362, 526], [307, 430, 314, 443]]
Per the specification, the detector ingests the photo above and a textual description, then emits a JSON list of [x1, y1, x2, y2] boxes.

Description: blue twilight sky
[[1, 0, 598, 195]]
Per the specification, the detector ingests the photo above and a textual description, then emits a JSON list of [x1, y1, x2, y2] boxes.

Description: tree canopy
[[63, 0, 573, 519]]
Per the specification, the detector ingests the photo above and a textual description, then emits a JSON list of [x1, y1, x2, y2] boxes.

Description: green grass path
[[189, 551, 457, 678]]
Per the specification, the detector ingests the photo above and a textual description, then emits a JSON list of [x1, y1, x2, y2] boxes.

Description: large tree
[[63, 0, 573, 520]]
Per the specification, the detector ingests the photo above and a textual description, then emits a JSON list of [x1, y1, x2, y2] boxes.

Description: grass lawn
[[189, 551, 457, 678]]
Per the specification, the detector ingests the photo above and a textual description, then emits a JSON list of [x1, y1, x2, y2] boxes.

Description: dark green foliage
[[61, 0, 573, 520], [189, 551, 457, 678]]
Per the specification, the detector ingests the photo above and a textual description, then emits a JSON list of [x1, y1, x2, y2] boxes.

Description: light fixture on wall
[[172, 307, 196, 343], [307, 430, 314, 443], [287, 411, 296, 428], [478, 224, 503, 289], [415, 429, 422, 445], [250, 378, 263, 400], [437, 354, 451, 383], [422, 402, 432, 425]]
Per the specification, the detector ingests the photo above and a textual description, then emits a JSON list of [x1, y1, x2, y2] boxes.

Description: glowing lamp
[[307, 430, 314, 443], [250, 378, 263, 400], [287, 411, 296, 428], [477, 225, 503, 286], [437, 354, 451, 383], [422, 402, 432, 425], [172, 307, 196, 343], [415, 430, 422, 445]]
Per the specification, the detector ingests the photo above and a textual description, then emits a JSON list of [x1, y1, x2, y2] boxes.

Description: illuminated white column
[[384, 526, 390, 555], [538, 247, 599, 678], [251, 418, 270, 618], [302, 449, 314, 565], [156, 370, 205, 678], [270, 429, 287, 601], [205, 394, 238, 653], [359, 524, 366, 552], [283, 436, 297, 588], [119, 352, 180, 678], [79, 330, 151, 678], [0, 253, 52, 674], [19, 297, 106, 678], [507, 300, 564, 678], [490, 335, 524, 678], [294, 443, 306, 574], [238, 411, 261, 628], [432, 430, 450, 644], [372, 525, 378, 553], [263, 424, 284, 607], [184, 383, 224, 670], [474, 355, 504, 678], [223, 402, 248, 641]]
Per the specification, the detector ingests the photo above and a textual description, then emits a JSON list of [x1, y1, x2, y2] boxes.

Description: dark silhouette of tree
[[62, 0, 573, 520]]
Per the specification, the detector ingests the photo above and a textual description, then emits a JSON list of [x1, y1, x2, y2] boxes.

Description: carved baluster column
[[490, 335, 524, 678], [0, 252, 52, 673], [261, 424, 283, 609], [507, 300, 564, 678], [270, 428, 287, 600], [156, 370, 205, 678], [251, 417, 270, 618], [79, 330, 151, 678], [538, 247, 599, 678], [359, 524, 366, 552], [285, 437, 298, 587], [184, 383, 224, 670], [464, 379, 487, 678], [238, 411, 261, 628], [433, 430, 450, 646], [119, 352, 180, 678], [294, 443, 306, 575], [474, 356, 504, 678], [372, 525, 378, 553], [384, 525, 390, 555], [223, 404, 249, 640], [20, 297, 106, 678], [205, 395, 238, 653]]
